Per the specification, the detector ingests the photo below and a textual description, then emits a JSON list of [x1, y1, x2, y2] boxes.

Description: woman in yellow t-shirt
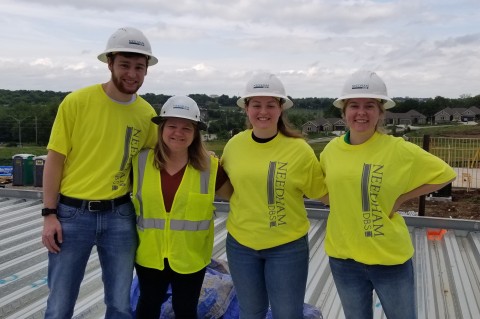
[[221, 73, 324, 319], [319, 70, 456, 319]]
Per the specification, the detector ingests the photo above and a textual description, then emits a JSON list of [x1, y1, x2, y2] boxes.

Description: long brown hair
[[153, 119, 210, 171]]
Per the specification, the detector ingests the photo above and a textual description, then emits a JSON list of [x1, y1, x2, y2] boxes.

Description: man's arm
[[42, 150, 65, 253]]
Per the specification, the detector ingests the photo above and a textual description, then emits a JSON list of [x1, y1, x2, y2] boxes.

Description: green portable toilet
[[12, 154, 35, 186], [34, 155, 48, 187]]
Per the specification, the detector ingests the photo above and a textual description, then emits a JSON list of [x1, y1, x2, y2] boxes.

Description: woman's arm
[[216, 179, 233, 200], [319, 194, 329, 205], [390, 178, 456, 217]]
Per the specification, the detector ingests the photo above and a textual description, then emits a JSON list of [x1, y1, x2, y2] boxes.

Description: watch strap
[[41, 208, 58, 216]]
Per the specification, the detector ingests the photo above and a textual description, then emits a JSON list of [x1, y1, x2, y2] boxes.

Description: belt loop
[[81, 200, 88, 210]]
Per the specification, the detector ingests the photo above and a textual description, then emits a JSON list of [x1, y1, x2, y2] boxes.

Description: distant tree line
[[0, 89, 479, 146]]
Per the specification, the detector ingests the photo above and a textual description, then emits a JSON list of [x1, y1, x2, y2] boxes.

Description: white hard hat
[[97, 27, 158, 66], [152, 96, 206, 130], [237, 73, 293, 109], [333, 70, 395, 109]]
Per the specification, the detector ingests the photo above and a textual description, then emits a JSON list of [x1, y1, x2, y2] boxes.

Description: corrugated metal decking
[[1, 190, 479, 319]]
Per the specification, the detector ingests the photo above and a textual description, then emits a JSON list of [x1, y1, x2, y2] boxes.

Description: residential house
[[434, 108, 453, 124], [461, 106, 480, 122], [385, 110, 427, 126], [434, 107, 467, 123], [302, 118, 346, 134]]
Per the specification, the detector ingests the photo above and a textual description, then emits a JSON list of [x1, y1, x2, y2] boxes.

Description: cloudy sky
[[1, 0, 479, 100]]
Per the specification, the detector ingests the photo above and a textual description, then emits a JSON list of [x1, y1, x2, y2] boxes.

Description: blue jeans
[[226, 233, 308, 319], [329, 257, 417, 319], [44, 201, 138, 319]]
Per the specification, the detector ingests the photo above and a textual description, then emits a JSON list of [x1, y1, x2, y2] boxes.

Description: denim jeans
[[226, 233, 308, 319], [329, 257, 417, 319], [44, 201, 138, 319]]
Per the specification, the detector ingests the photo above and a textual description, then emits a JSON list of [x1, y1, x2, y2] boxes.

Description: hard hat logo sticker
[[352, 84, 369, 90], [172, 105, 190, 111], [129, 40, 145, 47], [253, 84, 270, 89]]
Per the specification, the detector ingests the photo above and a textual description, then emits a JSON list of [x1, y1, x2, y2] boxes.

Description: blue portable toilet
[[34, 155, 48, 187]]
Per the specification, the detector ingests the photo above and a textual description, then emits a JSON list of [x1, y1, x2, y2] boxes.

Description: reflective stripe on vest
[[136, 149, 211, 231]]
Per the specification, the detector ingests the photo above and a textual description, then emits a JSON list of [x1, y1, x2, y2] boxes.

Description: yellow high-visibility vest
[[132, 149, 218, 274]]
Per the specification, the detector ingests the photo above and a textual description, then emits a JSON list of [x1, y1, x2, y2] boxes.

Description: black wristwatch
[[41, 208, 58, 216]]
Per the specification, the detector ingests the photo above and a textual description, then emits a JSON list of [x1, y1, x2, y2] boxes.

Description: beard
[[111, 70, 143, 95]]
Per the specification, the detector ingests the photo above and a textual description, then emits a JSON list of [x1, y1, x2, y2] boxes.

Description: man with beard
[[41, 27, 158, 319]]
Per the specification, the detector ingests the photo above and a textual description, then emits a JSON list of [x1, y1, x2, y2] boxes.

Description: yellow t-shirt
[[319, 132, 457, 265], [221, 130, 325, 250], [47, 84, 157, 199]]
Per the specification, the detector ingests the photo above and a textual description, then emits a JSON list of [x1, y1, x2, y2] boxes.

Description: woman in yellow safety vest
[[131, 95, 231, 319]]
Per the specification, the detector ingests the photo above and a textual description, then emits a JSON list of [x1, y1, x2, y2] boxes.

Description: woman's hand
[[390, 194, 407, 218]]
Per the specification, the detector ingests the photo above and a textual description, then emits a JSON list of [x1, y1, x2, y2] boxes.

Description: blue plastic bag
[[130, 259, 323, 319]]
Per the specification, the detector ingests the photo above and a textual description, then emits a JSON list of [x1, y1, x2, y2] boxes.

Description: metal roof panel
[[1, 191, 479, 319]]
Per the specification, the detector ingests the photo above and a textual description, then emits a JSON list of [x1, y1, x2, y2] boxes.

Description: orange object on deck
[[427, 229, 447, 240]]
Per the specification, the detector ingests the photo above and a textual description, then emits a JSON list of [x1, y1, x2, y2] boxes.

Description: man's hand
[[42, 215, 63, 253]]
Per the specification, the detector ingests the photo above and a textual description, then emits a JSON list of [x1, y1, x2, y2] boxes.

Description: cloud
[[1, 0, 479, 99], [435, 33, 480, 48]]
